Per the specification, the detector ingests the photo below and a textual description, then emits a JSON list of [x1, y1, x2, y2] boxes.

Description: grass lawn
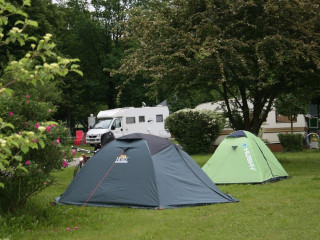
[[1, 150, 320, 240]]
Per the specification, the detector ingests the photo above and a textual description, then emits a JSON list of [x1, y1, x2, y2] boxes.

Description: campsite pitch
[[0, 151, 319, 240]]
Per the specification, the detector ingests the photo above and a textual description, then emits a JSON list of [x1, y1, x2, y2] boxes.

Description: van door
[[110, 118, 123, 138]]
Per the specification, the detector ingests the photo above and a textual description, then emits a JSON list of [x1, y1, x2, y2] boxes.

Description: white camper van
[[196, 101, 307, 144], [86, 106, 171, 145]]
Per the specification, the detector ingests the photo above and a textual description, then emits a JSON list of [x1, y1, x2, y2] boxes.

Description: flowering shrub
[[165, 109, 225, 154], [0, 96, 56, 133], [0, 0, 81, 212], [0, 94, 74, 211], [0, 122, 73, 211]]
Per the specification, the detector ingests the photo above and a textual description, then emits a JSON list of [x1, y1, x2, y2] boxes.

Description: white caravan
[[86, 106, 171, 145], [195, 101, 307, 144]]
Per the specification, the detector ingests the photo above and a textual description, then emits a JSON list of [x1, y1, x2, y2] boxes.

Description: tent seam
[[175, 146, 235, 202]]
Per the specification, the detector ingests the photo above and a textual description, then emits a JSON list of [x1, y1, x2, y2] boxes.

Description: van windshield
[[93, 118, 113, 129]]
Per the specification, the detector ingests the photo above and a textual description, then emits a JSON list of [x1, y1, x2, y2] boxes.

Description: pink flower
[[35, 123, 40, 129], [66, 228, 71, 231], [48, 109, 52, 113], [26, 100, 29, 103], [63, 153, 66, 157], [26, 94, 30, 99], [56, 138, 60, 144], [72, 149, 76, 155], [32, 138, 38, 143], [74, 226, 78, 230], [52, 124, 57, 128], [46, 126, 52, 132], [62, 160, 68, 168], [18, 131, 21, 135], [8, 111, 14, 116], [25, 160, 30, 166]]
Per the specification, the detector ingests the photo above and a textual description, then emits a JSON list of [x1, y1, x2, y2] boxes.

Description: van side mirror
[[111, 125, 116, 130]]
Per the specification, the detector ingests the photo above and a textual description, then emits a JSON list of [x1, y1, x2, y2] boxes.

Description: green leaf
[[14, 20, 25, 26], [14, 155, 23, 161], [23, 0, 31, 7], [26, 20, 38, 28], [3, 147, 12, 156], [0, 182, 4, 189], [3, 122, 14, 129], [72, 69, 83, 77], [26, 36, 37, 42], [21, 146, 29, 154], [29, 142, 38, 149], [37, 40, 44, 51], [16, 10, 28, 18], [18, 38, 25, 46], [18, 165, 28, 173], [1, 16, 8, 25], [71, 64, 80, 69], [38, 139, 45, 149], [0, 162, 4, 171]]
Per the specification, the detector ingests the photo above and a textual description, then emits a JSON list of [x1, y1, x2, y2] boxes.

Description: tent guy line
[[81, 148, 126, 209]]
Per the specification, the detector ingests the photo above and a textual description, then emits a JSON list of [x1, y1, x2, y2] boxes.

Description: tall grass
[[0, 150, 319, 240]]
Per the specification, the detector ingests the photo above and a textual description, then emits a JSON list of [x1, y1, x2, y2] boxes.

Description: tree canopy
[[116, 0, 320, 134], [1, 0, 319, 134]]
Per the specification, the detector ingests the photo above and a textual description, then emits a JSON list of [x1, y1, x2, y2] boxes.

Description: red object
[[74, 131, 83, 145], [62, 160, 68, 168]]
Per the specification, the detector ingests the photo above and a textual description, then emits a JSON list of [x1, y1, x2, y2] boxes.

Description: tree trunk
[[290, 115, 294, 134]]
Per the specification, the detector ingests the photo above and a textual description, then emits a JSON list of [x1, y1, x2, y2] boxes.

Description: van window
[[126, 117, 135, 124], [93, 118, 113, 129], [112, 119, 121, 128], [139, 116, 145, 122], [156, 115, 163, 122]]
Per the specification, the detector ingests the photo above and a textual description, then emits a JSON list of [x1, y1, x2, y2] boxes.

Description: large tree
[[116, 0, 320, 134], [53, 0, 153, 131], [90, 0, 158, 108], [51, 0, 114, 131]]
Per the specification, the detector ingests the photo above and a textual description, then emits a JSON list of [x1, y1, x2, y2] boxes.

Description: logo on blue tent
[[242, 143, 248, 148], [115, 154, 129, 163]]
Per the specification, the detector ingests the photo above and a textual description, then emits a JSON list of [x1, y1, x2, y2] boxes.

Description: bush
[[278, 133, 304, 152], [165, 109, 225, 154], [0, 0, 81, 213], [0, 122, 73, 212], [0, 86, 73, 213]]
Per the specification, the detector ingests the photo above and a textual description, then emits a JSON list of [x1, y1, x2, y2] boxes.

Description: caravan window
[[156, 115, 163, 122], [126, 117, 135, 124], [276, 112, 297, 123], [139, 116, 145, 122]]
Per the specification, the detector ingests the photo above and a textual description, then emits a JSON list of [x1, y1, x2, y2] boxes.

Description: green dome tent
[[202, 130, 289, 184], [56, 133, 237, 209]]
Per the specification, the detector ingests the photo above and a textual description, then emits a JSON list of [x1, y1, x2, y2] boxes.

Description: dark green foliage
[[0, 96, 55, 132], [54, 3, 114, 130], [165, 109, 225, 154], [278, 133, 304, 152], [116, 0, 320, 135]]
